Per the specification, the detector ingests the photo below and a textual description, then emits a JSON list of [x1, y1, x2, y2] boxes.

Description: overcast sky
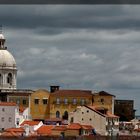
[[0, 5, 140, 114]]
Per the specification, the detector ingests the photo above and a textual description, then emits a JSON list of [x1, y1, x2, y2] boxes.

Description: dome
[[0, 50, 16, 68]]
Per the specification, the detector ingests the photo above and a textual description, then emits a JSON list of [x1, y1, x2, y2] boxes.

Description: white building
[[0, 33, 17, 89], [0, 102, 18, 130], [69, 105, 119, 136], [15, 107, 30, 128]]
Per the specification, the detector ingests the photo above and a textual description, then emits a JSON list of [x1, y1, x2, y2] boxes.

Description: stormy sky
[[0, 5, 140, 114]]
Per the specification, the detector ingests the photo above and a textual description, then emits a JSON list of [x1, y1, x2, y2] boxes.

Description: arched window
[[7, 73, 12, 85], [63, 111, 68, 120], [56, 111, 60, 118], [0, 74, 2, 85]]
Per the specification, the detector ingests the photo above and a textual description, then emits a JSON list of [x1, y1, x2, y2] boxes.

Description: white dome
[[0, 50, 16, 68], [0, 34, 5, 39]]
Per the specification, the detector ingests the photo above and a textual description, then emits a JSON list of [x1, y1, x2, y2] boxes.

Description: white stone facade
[[0, 33, 17, 89], [69, 106, 119, 136]]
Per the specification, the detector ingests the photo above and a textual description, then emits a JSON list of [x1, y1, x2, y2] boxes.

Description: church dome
[[0, 50, 16, 68]]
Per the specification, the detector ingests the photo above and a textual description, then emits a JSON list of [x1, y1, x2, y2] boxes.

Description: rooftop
[[37, 125, 54, 135], [0, 102, 17, 106], [51, 90, 92, 97], [20, 121, 41, 126], [94, 91, 115, 97]]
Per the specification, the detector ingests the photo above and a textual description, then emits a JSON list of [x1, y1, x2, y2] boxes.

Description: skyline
[[0, 5, 139, 114]]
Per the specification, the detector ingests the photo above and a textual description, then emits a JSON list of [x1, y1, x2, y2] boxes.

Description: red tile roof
[[52, 125, 67, 131], [134, 128, 140, 132], [67, 123, 81, 130], [1, 131, 21, 137], [81, 125, 93, 130], [5, 128, 25, 132], [106, 111, 119, 118], [51, 90, 92, 97], [86, 105, 119, 118], [20, 121, 40, 126], [0, 102, 17, 106], [37, 125, 54, 135], [94, 91, 115, 97]]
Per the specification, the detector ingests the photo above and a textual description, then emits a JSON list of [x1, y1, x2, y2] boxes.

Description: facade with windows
[[92, 91, 115, 114], [0, 102, 18, 130], [30, 89, 50, 120], [69, 105, 119, 136], [49, 90, 93, 120]]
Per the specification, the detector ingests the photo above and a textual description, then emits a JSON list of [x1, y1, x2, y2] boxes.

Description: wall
[[69, 106, 106, 135], [49, 96, 92, 119], [30, 89, 50, 120], [93, 95, 114, 113], [0, 105, 17, 130]]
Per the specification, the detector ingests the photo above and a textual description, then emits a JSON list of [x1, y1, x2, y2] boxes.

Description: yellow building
[[30, 89, 50, 120], [49, 90, 93, 120], [92, 91, 115, 114]]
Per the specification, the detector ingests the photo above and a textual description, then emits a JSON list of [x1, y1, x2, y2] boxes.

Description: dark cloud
[[0, 5, 140, 114]]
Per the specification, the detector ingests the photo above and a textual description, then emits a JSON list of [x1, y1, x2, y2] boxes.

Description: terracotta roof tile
[[95, 91, 115, 97], [1, 131, 21, 137], [0, 102, 17, 106], [106, 111, 119, 118], [20, 121, 40, 126], [86, 105, 119, 118], [5, 128, 24, 132], [37, 125, 54, 135], [81, 125, 93, 130], [67, 123, 81, 130], [52, 125, 67, 131], [51, 90, 92, 97]]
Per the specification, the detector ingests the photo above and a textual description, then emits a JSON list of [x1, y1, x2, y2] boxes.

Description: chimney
[[50, 86, 60, 93]]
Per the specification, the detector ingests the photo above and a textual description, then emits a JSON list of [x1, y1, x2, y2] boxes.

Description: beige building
[[69, 105, 119, 136], [93, 91, 115, 114]]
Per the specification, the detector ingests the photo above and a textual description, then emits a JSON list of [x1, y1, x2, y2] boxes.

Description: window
[[16, 118, 20, 125], [82, 112, 84, 114], [101, 98, 104, 103], [56, 98, 60, 104], [87, 110, 89, 113], [16, 99, 20, 104], [82, 118, 84, 121], [56, 111, 60, 118], [63, 111, 68, 120], [43, 99, 48, 104], [23, 99, 27, 105], [80, 99, 85, 105], [9, 117, 12, 122], [34, 99, 39, 104], [70, 117, 74, 123], [73, 98, 77, 105], [7, 73, 12, 85], [2, 108, 5, 112], [90, 118, 92, 121], [1, 117, 4, 122], [64, 98, 68, 104]]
